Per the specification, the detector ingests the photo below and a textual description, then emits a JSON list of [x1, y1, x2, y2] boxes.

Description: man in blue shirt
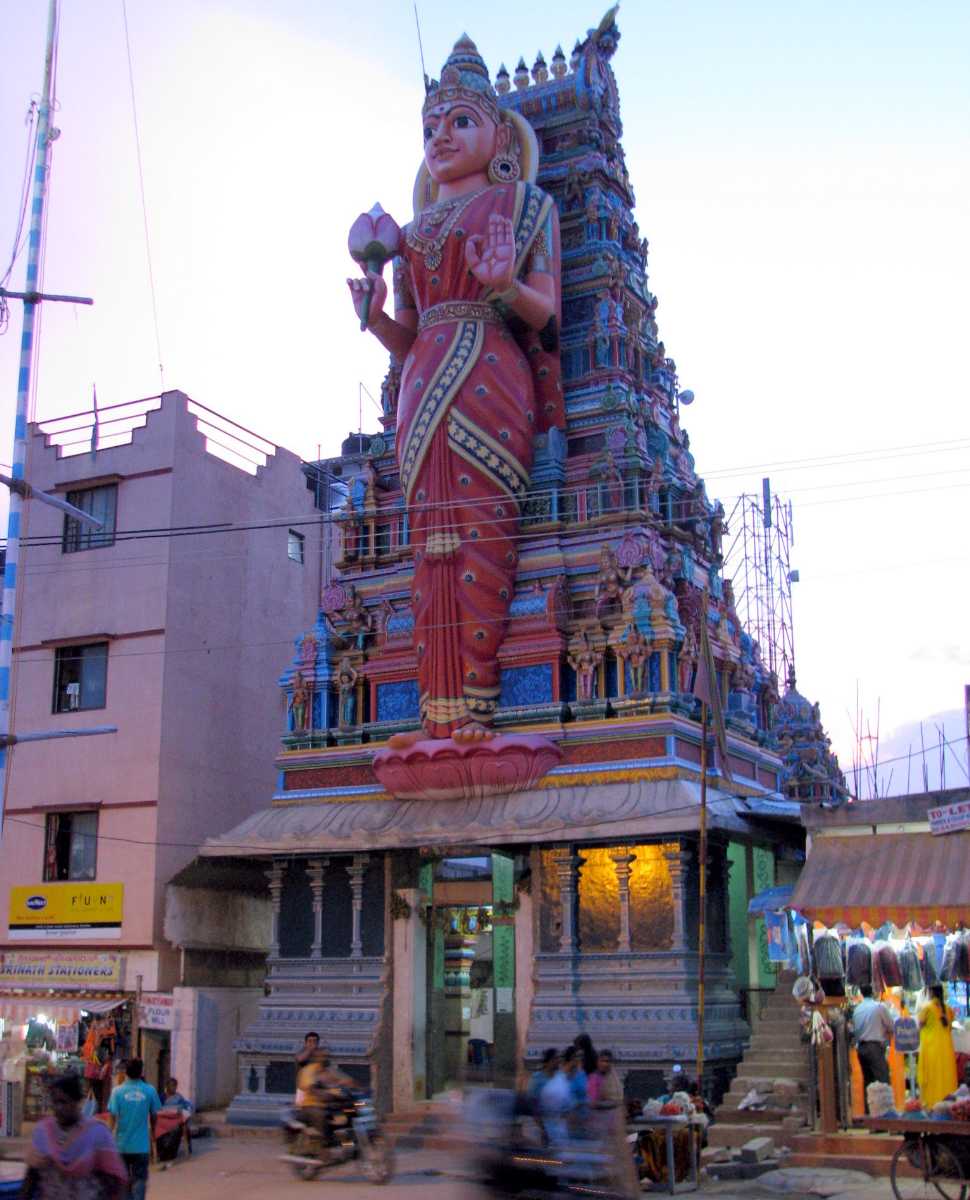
[[108, 1058, 161, 1200], [850, 986, 895, 1109]]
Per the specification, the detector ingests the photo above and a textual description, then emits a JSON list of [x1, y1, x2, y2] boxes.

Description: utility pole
[[0, 0, 112, 837]]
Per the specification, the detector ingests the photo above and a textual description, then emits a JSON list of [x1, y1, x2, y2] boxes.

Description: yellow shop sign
[[8, 883, 123, 940], [0, 951, 122, 987]]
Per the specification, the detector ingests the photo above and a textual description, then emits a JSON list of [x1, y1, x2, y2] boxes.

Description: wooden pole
[[696, 701, 708, 1085]]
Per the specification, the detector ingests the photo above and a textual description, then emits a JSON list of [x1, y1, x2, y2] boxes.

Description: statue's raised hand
[[465, 213, 516, 293], [347, 268, 387, 329]]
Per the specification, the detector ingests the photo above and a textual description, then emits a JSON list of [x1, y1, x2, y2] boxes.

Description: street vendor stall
[[787, 815, 970, 1130]]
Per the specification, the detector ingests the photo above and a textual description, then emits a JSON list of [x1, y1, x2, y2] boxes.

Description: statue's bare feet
[[387, 728, 426, 750], [452, 721, 495, 744]]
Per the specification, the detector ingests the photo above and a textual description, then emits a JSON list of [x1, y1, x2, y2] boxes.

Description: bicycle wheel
[[892, 1139, 955, 1200], [929, 1141, 968, 1200]]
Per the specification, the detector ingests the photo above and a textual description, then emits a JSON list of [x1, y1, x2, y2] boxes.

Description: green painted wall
[[727, 841, 749, 989], [752, 845, 777, 988]]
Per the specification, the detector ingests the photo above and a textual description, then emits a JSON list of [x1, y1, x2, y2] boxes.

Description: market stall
[[787, 828, 970, 1127], [0, 996, 133, 1125]]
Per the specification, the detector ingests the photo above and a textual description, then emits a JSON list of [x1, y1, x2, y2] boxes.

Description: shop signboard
[[137, 993, 174, 1031], [7, 883, 123, 939], [0, 951, 122, 988], [928, 800, 970, 836]]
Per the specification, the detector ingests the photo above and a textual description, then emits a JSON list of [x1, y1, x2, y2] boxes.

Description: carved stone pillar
[[266, 860, 285, 958], [347, 854, 369, 958], [253, 1063, 268, 1095], [307, 858, 329, 957], [551, 848, 581, 954], [611, 849, 636, 953], [663, 844, 690, 952]]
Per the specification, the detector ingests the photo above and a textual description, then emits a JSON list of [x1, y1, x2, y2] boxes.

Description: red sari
[[396, 181, 560, 736]]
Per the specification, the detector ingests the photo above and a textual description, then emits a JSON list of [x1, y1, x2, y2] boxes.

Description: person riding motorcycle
[[296, 1045, 354, 1151]]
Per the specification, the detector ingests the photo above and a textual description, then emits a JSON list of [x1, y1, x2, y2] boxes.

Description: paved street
[[144, 1137, 488, 1199], [132, 1139, 906, 1200], [1, 1134, 911, 1199]]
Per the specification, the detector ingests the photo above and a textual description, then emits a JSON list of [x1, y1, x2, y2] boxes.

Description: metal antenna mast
[[723, 476, 797, 685]]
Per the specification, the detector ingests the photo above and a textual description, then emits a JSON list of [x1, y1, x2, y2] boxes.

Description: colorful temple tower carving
[[774, 672, 848, 807], [209, 10, 840, 1123]]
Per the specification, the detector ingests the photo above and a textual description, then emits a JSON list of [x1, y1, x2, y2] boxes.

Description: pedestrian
[[917, 984, 958, 1108], [107, 1058, 160, 1200], [526, 1048, 559, 1110], [589, 1050, 638, 1199], [573, 1032, 598, 1078], [22, 1072, 127, 1200], [850, 985, 894, 1109], [161, 1079, 192, 1115], [560, 1045, 588, 1136]]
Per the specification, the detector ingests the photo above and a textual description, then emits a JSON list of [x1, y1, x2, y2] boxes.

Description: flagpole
[[696, 698, 708, 1086]]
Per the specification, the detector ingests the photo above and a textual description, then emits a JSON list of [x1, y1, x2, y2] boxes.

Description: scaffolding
[[724, 477, 797, 685]]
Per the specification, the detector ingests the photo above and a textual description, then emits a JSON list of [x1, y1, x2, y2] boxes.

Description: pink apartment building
[[0, 391, 323, 1111]]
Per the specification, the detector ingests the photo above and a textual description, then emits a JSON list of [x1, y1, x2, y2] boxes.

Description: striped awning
[[0, 996, 126, 1024], [790, 830, 970, 928]]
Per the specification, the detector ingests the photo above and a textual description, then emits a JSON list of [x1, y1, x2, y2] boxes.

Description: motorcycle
[[468, 1088, 626, 1198], [280, 1087, 394, 1185]]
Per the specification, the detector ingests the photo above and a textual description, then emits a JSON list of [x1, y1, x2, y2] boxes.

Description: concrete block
[[701, 1146, 731, 1165], [741, 1136, 776, 1163]]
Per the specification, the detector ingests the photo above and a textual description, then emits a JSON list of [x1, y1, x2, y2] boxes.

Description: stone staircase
[[708, 980, 813, 1155], [786, 1130, 904, 1177]]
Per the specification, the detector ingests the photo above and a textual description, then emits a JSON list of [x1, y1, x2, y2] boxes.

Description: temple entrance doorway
[[425, 852, 516, 1096]]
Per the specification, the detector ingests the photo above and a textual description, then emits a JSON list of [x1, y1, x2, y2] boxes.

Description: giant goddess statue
[[348, 36, 564, 791]]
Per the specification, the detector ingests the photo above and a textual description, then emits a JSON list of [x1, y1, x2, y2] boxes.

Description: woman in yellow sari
[[917, 984, 958, 1108]]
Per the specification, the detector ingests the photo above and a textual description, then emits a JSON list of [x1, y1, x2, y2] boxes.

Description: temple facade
[[180, 11, 835, 1121]]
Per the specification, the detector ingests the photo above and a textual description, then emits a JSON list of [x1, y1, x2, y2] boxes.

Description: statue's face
[[423, 100, 497, 184]]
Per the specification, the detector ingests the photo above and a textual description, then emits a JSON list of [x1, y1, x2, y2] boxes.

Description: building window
[[287, 529, 305, 563], [63, 484, 117, 553], [44, 811, 98, 881], [375, 524, 391, 557], [53, 643, 108, 712]]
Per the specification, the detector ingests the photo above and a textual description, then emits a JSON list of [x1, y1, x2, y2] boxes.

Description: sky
[[1, 1, 968, 791]]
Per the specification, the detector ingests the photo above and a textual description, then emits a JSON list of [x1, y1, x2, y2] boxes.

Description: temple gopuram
[[189, 10, 842, 1121]]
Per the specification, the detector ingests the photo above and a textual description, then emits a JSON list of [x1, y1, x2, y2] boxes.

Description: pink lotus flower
[[348, 204, 401, 331], [348, 204, 401, 266]]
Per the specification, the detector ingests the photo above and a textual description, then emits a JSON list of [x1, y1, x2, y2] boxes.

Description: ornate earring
[[488, 152, 521, 184]]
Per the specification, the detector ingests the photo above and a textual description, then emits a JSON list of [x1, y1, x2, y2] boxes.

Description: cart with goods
[[860, 1113, 970, 1200]]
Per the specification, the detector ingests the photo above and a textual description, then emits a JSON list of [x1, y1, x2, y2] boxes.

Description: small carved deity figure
[[621, 627, 650, 695], [594, 545, 630, 619], [347, 33, 563, 746], [342, 585, 372, 650], [289, 672, 311, 732], [337, 657, 359, 728], [710, 501, 726, 559], [380, 359, 402, 416], [568, 630, 602, 703], [677, 627, 698, 693]]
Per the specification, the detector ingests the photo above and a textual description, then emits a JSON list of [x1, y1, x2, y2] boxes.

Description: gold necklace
[[408, 188, 489, 271]]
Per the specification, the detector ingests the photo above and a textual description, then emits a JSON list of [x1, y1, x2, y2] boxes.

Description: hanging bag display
[[845, 939, 872, 989], [919, 940, 939, 987], [898, 942, 923, 992], [814, 932, 844, 980], [874, 940, 903, 988], [940, 935, 959, 981], [957, 931, 970, 982]]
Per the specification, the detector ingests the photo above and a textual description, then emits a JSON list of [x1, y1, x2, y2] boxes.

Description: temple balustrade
[[227, 852, 391, 1125]]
